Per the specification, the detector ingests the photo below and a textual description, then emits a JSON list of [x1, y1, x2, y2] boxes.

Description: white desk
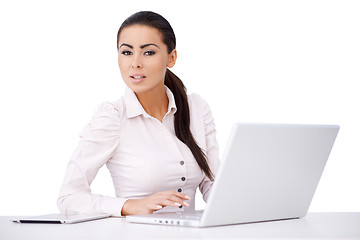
[[1, 212, 359, 239]]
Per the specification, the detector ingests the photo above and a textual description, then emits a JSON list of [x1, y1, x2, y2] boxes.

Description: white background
[[0, 0, 359, 215]]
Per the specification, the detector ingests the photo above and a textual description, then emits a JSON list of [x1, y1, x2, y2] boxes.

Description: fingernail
[[174, 202, 181, 207], [183, 202, 190, 207], [156, 205, 163, 209], [184, 195, 191, 200]]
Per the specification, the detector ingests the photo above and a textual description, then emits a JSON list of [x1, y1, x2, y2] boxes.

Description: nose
[[131, 54, 143, 69]]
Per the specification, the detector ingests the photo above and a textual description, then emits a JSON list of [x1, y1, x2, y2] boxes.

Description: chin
[[125, 82, 150, 94], [125, 80, 164, 95]]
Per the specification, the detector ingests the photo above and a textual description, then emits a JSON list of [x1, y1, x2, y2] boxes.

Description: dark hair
[[117, 11, 214, 180]]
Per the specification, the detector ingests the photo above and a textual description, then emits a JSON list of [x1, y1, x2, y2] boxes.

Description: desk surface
[[1, 212, 360, 240]]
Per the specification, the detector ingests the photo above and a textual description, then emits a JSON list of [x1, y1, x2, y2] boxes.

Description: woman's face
[[117, 24, 176, 94]]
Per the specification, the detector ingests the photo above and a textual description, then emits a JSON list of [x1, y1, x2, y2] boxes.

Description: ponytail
[[165, 69, 214, 181]]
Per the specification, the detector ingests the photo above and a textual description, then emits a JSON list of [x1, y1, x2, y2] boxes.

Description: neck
[[135, 85, 169, 122]]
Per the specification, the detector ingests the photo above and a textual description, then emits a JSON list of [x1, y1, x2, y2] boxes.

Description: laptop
[[126, 123, 339, 227], [12, 213, 111, 224]]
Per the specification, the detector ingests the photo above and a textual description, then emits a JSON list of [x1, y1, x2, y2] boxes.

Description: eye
[[144, 51, 155, 56], [121, 50, 132, 56]]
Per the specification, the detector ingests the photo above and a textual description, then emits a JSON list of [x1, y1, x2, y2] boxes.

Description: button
[[179, 205, 183, 209], [177, 188, 182, 192], [180, 161, 184, 165], [181, 177, 186, 181]]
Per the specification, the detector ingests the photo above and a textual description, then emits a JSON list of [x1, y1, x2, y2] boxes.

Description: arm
[[57, 102, 192, 216], [57, 102, 126, 216], [198, 97, 220, 202]]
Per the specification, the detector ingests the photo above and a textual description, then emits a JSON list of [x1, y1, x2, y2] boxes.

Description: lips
[[130, 74, 146, 79], [130, 74, 146, 83], [131, 75, 146, 79]]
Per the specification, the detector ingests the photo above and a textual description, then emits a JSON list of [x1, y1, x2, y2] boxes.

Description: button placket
[[155, 118, 187, 212], [158, 122, 188, 182], [178, 165, 187, 209], [177, 156, 187, 209]]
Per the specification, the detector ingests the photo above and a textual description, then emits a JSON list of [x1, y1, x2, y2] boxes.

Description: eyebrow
[[119, 43, 160, 49]]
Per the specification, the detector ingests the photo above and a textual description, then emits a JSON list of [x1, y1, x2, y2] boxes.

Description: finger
[[167, 191, 191, 207], [166, 195, 190, 207], [149, 191, 191, 208], [152, 205, 163, 210], [166, 191, 191, 200], [166, 197, 190, 208], [160, 199, 189, 208]]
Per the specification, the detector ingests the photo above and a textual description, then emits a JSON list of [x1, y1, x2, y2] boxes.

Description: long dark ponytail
[[117, 11, 214, 180]]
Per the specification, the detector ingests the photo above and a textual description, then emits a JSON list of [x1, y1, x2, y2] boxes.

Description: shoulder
[[89, 99, 125, 130], [98, 99, 124, 115], [188, 92, 216, 132], [187, 92, 212, 116], [187, 92, 214, 126], [95, 99, 123, 118], [187, 92, 216, 149], [188, 93, 209, 109]]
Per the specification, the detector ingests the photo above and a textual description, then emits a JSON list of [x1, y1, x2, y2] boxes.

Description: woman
[[57, 11, 219, 216]]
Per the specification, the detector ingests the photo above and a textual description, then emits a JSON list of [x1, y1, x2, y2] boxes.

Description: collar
[[124, 85, 177, 119]]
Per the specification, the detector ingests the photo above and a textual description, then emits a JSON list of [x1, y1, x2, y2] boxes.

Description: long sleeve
[[197, 97, 220, 202], [57, 102, 126, 216]]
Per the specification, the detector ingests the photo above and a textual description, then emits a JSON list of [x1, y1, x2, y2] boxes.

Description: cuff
[[100, 197, 128, 217]]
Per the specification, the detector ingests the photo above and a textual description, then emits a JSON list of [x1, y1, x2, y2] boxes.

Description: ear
[[167, 49, 177, 68]]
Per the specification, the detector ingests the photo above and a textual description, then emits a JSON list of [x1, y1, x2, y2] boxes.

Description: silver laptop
[[126, 123, 339, 227]]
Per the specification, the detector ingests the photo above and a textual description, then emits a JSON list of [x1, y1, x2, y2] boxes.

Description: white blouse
[[57, 86, 220, 216]]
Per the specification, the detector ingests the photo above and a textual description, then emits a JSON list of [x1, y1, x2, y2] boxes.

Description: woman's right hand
[[121, 191, 191, 216]]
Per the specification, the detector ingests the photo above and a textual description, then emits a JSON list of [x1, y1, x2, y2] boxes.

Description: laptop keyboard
[[162, 210, 203, 219]]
